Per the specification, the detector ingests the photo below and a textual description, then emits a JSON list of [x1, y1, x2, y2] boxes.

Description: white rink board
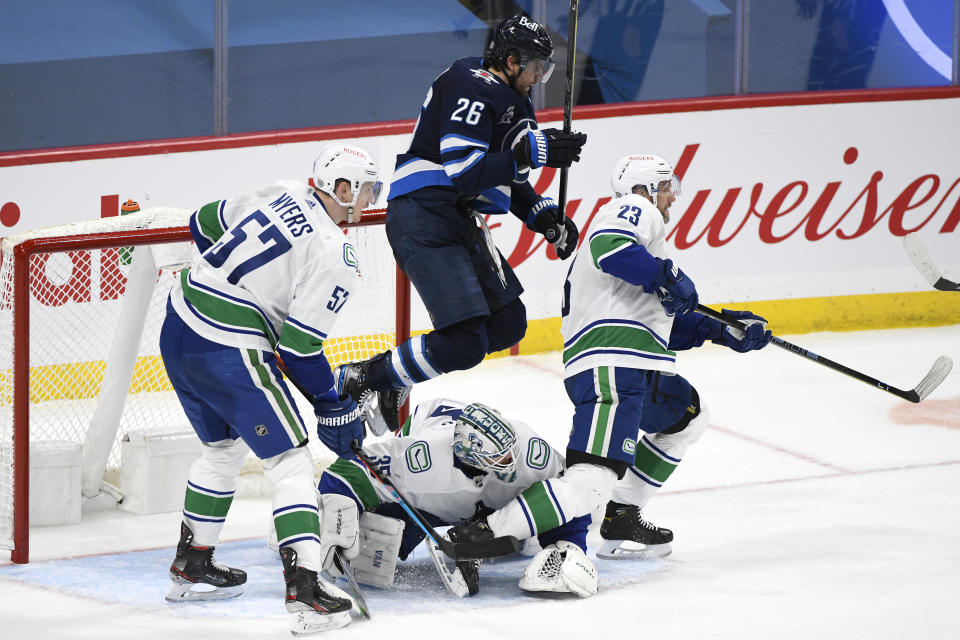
[[3, 95, 959, 328]]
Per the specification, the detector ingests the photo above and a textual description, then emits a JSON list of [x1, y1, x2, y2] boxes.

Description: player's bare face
[[514, 65, 540, 96], [656, 181, 676, 223]]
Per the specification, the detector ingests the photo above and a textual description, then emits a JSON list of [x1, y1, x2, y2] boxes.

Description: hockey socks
[[488, 463, 617, 539], [387, 335, 442, 387]]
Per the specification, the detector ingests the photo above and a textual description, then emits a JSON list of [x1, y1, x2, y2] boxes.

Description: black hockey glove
[[315, 395, 365, 456], [514, 128, 587, 170], [528, 198, 579, 260]]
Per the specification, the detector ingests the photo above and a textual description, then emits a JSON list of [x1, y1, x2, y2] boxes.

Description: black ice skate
[[338, 351, 410, 432], [597, 501, 674, 560], [457, 559, 480, 596], [447, 515, 495, 545], [166, 521, 247, 602], [280, 548, 352, 635]]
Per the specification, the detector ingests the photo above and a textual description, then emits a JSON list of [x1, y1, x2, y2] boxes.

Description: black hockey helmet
[[485, 15, 555, 79]]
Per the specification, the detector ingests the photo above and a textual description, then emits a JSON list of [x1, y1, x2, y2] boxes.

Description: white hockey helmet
[[453, 403, 519, 480], [611, 154, 681, 200], [312, 144, 382, 220]]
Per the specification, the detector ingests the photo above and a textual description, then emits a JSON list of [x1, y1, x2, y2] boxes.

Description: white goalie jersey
[[561, 192, 676, 378], [320, 398, 566, 524]]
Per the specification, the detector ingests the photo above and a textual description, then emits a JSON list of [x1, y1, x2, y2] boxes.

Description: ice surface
[[2, 325, 959, 639]]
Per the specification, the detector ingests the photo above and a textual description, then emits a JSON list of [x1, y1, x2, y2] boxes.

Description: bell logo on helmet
[[518, 16, 541, 31]]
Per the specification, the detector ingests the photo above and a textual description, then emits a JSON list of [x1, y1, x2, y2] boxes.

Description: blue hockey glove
[[315, 395, 364, 456], [712, 309, 772, 352], [513, 128, 587, 170], [528, 198, 579, 260], [653, 258, 698, 315]]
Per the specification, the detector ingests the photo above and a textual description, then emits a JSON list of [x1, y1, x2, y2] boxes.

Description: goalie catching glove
[[528, 198, 578, 260], [513, 128, 587, 170]]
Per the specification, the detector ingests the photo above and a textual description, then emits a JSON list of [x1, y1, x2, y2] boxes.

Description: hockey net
[[0, 207, 408, 563]]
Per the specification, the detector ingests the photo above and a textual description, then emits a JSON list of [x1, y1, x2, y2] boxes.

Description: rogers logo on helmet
[[343, 147, 364, 157], [630, 155, 657, 161]]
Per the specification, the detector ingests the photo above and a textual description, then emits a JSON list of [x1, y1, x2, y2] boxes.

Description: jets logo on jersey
[[343, 243, 359, 272], [497, 105, 515, 125], [470, 68, 497, 85]]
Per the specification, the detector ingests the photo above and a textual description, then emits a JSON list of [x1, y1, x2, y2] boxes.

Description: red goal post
[[0, 207, 410, 563]]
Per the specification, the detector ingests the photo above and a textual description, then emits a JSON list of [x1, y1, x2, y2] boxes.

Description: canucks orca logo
[[343, 243, 358, 272], [622, 438, 636, 455]]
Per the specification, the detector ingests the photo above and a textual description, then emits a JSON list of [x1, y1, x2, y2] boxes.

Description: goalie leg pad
[[519, 541, 598, 598], [351, 512, 404, 588], [318, 493, 360, 575]]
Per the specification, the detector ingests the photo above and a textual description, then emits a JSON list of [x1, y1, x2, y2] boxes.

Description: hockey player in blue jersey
[[445, 154, 772, 586], [336, 15, 588, 428], [159, 144, 382, 634]]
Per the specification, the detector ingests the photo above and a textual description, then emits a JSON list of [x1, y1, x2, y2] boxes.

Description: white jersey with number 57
[[170, 179, 360, 362], [561, 192, 676, 378], [321, 398, 566, 524]]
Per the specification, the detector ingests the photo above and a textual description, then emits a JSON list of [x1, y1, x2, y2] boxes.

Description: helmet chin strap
[[346, 205, 355, 224]]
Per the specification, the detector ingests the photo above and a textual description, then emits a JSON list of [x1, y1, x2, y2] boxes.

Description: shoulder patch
[[526, 437, 550, 470], [405, 441, 432, 473], [470, 67, 498, 85], [497, 105, 516, 125], [343, 243, 358, 272]]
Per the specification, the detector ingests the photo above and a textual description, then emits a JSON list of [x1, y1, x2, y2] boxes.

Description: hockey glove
[[711, 309, 772, 352], [514, 128, 587, 170], [318, 493, 360, 577], [652, 258, 699, 316], [528, 198, 579, 260], [315, 395, 365, 456]]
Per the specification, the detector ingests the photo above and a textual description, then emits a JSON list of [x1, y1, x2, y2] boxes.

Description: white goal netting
[[0, 207, 400, 555]]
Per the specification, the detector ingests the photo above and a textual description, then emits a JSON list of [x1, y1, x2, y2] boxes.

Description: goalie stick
[[350, 440, 521, 561], [903, 232, 960, 291], [697, 304, 952, 403], [332, 550, 370, 620]]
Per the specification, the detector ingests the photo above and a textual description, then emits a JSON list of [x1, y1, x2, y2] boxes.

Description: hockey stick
[[332, 550, 370, 620], [903, 232, 960, 291], [696, 304, 953, 403], [554, 0, 579, 248], [349, 440, 521, 561]]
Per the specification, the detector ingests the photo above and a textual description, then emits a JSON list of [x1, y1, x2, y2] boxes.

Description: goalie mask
[[486, 15, 556, 84], [453, 403, 519, 482], [312, 144, 382, 222], [611, 154, 681, 201]]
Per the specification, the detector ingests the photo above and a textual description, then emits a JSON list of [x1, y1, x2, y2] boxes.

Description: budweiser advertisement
[[1, 90, 957, 325]]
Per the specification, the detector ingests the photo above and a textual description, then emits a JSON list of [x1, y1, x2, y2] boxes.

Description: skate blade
[[165, 581, 244, 602], [290, 610, 351, 635], [595, 539, 672, 560]]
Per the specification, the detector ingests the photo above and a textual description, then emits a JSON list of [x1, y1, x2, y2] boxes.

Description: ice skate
[[597, 501, 673, 559], [281, 548, 352, 635], [166, 522, 247, 602], [337, 351, 410, 433]]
